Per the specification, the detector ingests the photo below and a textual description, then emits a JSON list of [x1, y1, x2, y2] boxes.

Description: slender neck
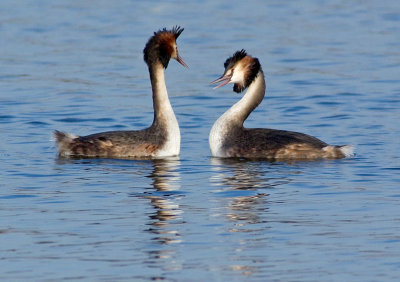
[[148, 62, 175, 126], [222, 70, 266, 127]]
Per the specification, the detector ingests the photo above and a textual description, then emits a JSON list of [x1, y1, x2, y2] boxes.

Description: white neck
[[209, 71, 266, 157], [150, 63, 180, 157]]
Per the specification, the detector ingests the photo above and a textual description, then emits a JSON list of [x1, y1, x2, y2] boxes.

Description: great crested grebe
[[209, 50, 353, 160], [54, 26, 187, 159]]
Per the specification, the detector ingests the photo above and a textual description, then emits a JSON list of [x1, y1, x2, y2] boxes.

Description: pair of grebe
[[55, 26, 353, 161]]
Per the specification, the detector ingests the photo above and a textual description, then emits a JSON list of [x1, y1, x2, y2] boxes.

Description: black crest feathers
[[143, 26, 184, 68], [224, 49, 247, 70], [171, 25, 184, 39]]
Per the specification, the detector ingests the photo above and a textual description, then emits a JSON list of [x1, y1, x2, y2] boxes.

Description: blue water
[[1, 0, 400, 280]]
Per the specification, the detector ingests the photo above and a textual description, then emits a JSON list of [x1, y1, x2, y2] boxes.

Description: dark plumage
[[223, 49, 247, 69]]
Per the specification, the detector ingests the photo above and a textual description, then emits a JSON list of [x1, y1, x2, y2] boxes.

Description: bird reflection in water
[[144, 158, 183, 246], [145, 158, 186, 276], [132, 158, 184, 275], [210, 158, 289, 277], [210, 158, 274, 230]]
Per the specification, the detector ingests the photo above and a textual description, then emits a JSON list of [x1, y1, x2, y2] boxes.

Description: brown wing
[[222, 128, 329, 158], [55, 127, 166, 158]]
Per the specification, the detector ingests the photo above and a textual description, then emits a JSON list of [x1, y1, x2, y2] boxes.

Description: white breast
[[209, 115, 229, 157], [155, 113, 181, 157]]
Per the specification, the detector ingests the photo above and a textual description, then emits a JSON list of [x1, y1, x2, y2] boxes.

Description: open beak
[[176, 52, 188, 68], [210, 74, 232, 89]]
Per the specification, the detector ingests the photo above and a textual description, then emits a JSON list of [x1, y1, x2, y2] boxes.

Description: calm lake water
[[1, 0, 400, 281]]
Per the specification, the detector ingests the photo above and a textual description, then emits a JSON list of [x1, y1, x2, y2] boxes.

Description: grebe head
[[143, 26, 187, 69], [211, 49, 261, 93]]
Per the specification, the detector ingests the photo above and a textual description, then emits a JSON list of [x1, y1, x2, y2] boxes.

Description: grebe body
[[55, 26, 187, 159], [210, 50, 353, 160]]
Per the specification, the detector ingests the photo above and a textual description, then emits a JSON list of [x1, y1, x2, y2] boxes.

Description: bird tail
[[53, 130, 77, 156], [322, 144, 355, 158], [339, 145, 354, 158]]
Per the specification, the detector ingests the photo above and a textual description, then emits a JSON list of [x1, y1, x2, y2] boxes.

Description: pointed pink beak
[[210, 74, 232, 89], [176, 52, 188, 68]]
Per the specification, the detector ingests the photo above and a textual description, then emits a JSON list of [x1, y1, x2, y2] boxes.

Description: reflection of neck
[[148, 159, 182, 242], [151, 159, 181, 191], [223, 70, 266, 127]]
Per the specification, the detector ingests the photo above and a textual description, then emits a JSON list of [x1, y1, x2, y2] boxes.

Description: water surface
[[1, 0, 400, 281]]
